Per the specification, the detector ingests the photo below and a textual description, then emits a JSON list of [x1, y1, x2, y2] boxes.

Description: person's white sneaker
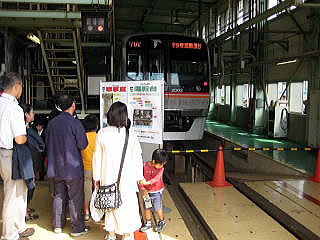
[[70, 227, 89, 237], [54, 228, 62, 234]]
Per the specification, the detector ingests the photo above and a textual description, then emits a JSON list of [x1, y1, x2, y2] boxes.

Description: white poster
[[100, 80, 164, 144]]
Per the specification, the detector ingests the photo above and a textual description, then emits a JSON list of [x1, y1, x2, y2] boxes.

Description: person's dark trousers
[[53, 178, 85, 233], [27, 187, 35, 205], [39, 157, 46, 181]]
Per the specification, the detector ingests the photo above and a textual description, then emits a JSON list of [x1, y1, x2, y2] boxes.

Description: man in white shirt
[[0, 72, 35, 240]]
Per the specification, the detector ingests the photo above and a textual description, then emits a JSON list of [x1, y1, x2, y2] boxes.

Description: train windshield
[[125, 35, 208, 86], [169, 41, 208, 86]]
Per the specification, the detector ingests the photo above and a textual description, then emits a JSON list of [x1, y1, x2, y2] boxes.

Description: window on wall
[[268, 0, 285, 20], [215, 85, 225, 104], [215, 85, 231, 105], [216, 15, 221, 36], [289, 81, 308, 113], [268, 0, 278, 9], [278, 82, 288, 104], [237, 0, 244, 25], [267, 82, 289, 107], [236, 84, 252, 107], [267, 83, 277, 106], [225, 85, 231, 105]]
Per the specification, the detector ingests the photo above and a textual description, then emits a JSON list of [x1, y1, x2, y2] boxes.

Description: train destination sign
[[171, 42, 202, 49]]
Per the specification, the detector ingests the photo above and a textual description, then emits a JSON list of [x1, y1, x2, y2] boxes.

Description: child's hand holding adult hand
[[139, 179, 150, 185], [94, 180, 100, 188]]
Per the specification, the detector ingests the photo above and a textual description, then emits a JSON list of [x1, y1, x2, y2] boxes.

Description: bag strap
[[117, 128, 129, 184]]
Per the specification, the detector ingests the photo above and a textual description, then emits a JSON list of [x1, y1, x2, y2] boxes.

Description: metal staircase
[[37, 28, 85, 112]]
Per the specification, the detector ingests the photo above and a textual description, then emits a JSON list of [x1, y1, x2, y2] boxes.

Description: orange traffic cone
[[207, 145, 231, 188], [134, 230, 147, 240], [312, 149, 320, 183]]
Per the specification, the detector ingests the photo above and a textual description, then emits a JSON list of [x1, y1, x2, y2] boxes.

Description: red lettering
[[106, 87, 112, 92], [120, 86, 126, 92], [113, 86, 119, 92]]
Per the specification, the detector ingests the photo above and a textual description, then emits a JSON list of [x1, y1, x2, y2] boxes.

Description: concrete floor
[[0, 182, 192, 240], [0, 181, 108, 240]]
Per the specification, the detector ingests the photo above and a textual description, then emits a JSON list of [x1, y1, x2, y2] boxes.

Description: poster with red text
[[100, 80, 164, 144]]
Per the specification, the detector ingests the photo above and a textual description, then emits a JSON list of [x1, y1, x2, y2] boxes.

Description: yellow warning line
[[200, 149, 209, 152], [169, 147, 317, 153]]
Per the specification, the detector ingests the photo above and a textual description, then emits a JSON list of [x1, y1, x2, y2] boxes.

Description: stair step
[[61, 89, 81, 91], [42, 29, 73, 33], [52, 75, 78, 77], [49, 66, 77, 69], [48, 58, 76, 61], [45, 49, 74, 52], [43, 39, 73, 42]]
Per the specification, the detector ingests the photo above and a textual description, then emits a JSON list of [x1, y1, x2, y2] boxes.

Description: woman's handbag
[[94, 128, 129, 210], [90, 188, 104, 222]]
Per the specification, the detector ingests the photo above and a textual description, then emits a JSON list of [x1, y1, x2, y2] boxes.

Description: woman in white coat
[[93, 102, 147, 240]]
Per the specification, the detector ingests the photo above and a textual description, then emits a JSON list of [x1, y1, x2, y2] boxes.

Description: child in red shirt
[[140, 149, 168, 233]]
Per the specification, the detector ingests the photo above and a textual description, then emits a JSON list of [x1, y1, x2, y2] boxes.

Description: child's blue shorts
[[147, 192, 163, 211]]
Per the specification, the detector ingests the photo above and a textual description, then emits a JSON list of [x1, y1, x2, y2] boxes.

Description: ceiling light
[[26, 33, 40, 44], [173, 10, 182, 25], [276, 59, 297, 65], [173, 17, 182, 25], [72, 60, 77, 64]]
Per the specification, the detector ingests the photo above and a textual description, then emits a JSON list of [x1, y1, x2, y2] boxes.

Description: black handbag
[[94, 128, 129, 210]]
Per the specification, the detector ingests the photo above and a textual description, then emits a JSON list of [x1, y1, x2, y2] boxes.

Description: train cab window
[[147, 51, 164, 81], [169, 47, 208, 88], [146, 38, 165, 81], [127, 53, 143, 80]]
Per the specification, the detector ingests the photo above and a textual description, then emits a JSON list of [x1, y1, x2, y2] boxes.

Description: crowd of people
[[0, 72, 168, 240]]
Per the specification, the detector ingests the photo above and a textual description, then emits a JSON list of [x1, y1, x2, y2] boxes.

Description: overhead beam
[[57, 42, 111, 47], [117, 8, 197, 18], [116, 0, 208, 12], [117, 20, 186, 31], [0, 18, 81, 27], [0, 10, 81, 19], [1, 0, 110, 4]]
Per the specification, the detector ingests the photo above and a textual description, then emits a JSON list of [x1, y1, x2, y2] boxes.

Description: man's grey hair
[[1, 72, 22, 90]]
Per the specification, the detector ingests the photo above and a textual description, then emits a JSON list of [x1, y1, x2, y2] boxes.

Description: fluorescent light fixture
[[26, 33, 40, 44], [173, 17, 182, 25], [276, 59, 297, 65]]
